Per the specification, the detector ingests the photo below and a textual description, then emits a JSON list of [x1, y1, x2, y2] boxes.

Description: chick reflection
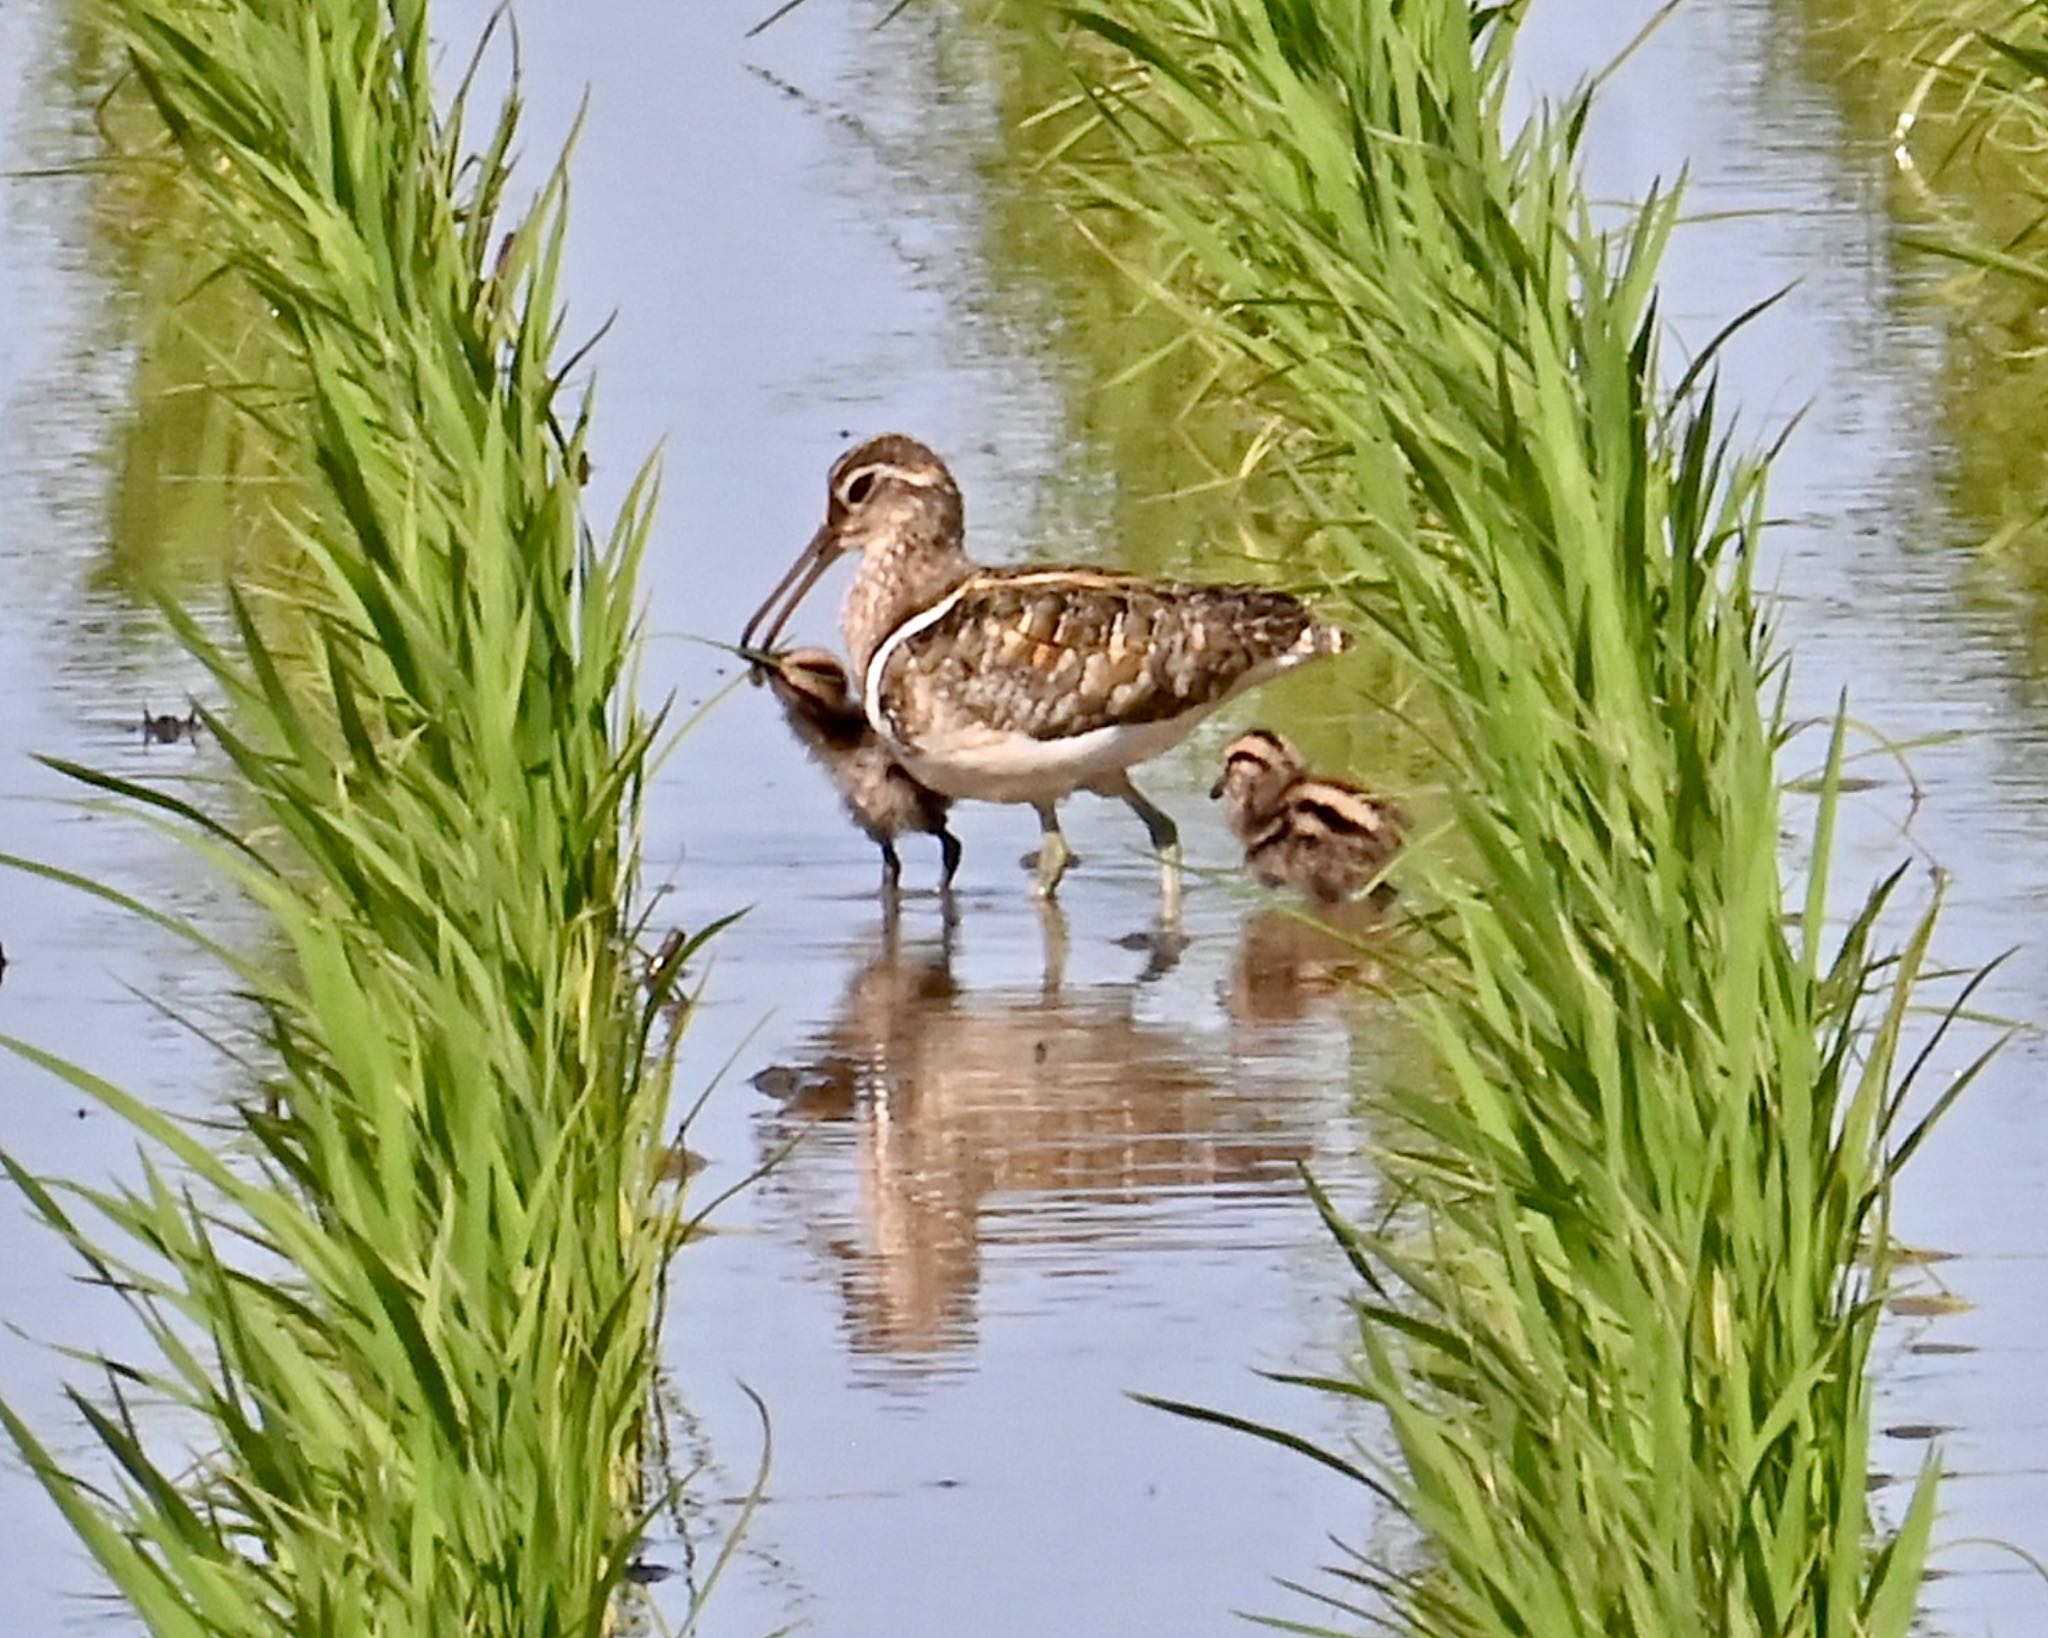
[[1227, 893, 1395, 1028], [752, 907, 1317, 1361]]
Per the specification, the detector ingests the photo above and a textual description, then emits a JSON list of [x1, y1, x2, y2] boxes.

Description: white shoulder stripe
[[863, 584, 970, 741]]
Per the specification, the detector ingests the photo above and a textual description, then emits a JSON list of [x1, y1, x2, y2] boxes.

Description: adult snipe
[[756, 645, 962, 894], [743, 435, 1347, 915]]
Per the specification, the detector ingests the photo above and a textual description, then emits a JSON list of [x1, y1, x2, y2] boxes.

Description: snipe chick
[[743, 435, 1347, 916], [759, 645, 962, 894], [1211, 728, 1403, 904]]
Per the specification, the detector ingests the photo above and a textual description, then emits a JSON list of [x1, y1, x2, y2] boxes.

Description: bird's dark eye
[[844, 469, 877, 506]]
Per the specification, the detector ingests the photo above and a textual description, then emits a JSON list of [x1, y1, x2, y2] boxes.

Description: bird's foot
[[1029, 831, 1075, 899]]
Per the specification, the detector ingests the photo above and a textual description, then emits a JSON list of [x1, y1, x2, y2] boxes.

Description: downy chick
[[1210, 728, 1403, 904], [760, 646, 962, 893]]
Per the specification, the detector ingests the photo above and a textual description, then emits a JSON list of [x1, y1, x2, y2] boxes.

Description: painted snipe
[[757, 645, 962, 894], [1211, 728, 1404, 903], [742, 435, 1348, 916]]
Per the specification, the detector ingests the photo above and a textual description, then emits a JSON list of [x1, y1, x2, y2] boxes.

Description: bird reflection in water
[[1227, 892, 1395, 1029], [749, 903, 1343, 1361]]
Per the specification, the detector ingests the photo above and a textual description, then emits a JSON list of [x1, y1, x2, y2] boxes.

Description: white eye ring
[[840, 466, 883, 506]]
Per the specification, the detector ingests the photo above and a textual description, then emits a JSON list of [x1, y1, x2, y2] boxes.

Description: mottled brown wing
[[876, 569, 1333, 743]]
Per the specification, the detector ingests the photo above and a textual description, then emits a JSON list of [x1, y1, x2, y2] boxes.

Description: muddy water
[[1, 0, 2044, 1634]]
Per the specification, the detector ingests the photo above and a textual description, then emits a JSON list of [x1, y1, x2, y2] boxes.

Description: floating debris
[[642, 928, 698, 1029], [1886, 1290, 1973, 1318], [749, 1058, 856, 1120], [1853, 1235, 1957, 1268], [656, 1142, 707, 1185], [647, 927, 688, 985], [141, 703, 202, 746], [1110, 925, 1190, 982]]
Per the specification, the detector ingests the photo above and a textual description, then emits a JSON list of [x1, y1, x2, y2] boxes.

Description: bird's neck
[[843, 531, 974, 675]]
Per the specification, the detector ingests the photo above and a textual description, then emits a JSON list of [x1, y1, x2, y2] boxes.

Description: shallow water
[[468, 8, 1403, 1626], [1515, 5, 2048, 1626], [0, 1, 1395, 1630], [1, 0, 2045, 1631], [0, 3, 266, 1609]]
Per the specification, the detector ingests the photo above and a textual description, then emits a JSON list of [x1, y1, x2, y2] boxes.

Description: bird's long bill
[[1207, 775, 1228, 800], [740, 521, 839, 653]]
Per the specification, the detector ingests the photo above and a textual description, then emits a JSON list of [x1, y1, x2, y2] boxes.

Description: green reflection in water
[[1793, 0, 2048, 673], [81, 53, 315, 610], [101, 267, 308, 600]]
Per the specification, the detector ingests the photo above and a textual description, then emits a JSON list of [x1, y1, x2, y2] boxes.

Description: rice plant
[[988, 0, 1988, 1629], [1796, 0, 2048, 668], [0, 0, 687, 1631]]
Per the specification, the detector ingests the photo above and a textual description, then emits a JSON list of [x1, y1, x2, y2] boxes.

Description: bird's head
[[741, 435, 964, 652]]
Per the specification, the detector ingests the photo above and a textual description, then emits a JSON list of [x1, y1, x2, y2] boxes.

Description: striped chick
[[1210, 729, 1403, 904]]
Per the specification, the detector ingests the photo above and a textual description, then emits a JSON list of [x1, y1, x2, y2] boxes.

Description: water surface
[[1517, 4, 2048, 1626], [4, 0, 2047, 1632], [2, 0, 1397, 1630]]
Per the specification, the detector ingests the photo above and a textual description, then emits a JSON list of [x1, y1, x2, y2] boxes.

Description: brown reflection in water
[[752, 906, 1342, 1360], [1227, 895, 1392, 1029]]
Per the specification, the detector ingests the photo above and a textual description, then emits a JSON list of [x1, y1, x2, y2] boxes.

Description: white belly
[[883, 708, 1217, 804]]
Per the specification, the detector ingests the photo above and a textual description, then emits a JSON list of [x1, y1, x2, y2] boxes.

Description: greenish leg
[[1031, 802, 1074, 900], [1110, 775, 1183, 924]]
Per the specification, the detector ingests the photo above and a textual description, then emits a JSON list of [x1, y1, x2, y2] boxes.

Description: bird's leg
[[1030, 802, 1074, 900], [1101, 773, 1183, 924], [937, 825, 963, 892], [879, 838, 903, 898], [1033, 894, 1069, 995]]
